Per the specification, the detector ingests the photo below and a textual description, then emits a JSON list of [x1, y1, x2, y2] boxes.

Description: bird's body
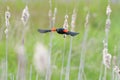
[[38, 27, 79, 36], [56, 28, 68, 34]]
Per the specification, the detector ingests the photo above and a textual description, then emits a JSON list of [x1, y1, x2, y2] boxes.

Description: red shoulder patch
[[63, 29, 68, 33], [51, 27, 56, 31]]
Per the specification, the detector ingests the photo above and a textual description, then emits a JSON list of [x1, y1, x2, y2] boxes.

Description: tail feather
[[38, 29, 51, 33], [66, 31, 79, 36]]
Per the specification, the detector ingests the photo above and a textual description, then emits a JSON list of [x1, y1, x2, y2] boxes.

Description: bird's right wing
[[38, 29, 51, 33], [66, 31, 79, 36]]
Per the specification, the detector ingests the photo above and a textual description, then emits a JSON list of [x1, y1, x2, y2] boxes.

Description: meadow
[[0, 0, 120, 80]]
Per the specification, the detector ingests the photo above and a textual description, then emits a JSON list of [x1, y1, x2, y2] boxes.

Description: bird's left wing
[[38, 29, 51, 33]]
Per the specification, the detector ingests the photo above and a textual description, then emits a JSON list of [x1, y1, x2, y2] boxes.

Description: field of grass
[[0, 0, 120, 80]]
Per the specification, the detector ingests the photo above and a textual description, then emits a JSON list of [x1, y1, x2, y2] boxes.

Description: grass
[[0, 0, 120, 80]]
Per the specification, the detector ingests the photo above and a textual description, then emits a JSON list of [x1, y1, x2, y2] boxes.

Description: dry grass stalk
[[101, 3, 112, 80], [60, 38, 66, 80], [48, 9, 52, 26], [46, 1, 57, 79], [4, 6, 11, 80], [105, 4, 112, 43], [102, 41, 112, 80], [15, 5, 30, 80], [21, 5, 30, 44], [60, 14, 69, 80], [15, 44, 26, 80], [65, 9, 77, 80], [78, 12, 89, 80], [0, 60, 6, 80]]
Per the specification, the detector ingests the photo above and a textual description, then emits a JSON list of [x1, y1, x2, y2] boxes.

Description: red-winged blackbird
[[38, 27, 79, 36]]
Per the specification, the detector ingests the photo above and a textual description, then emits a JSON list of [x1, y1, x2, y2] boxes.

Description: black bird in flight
[[38, 27, 79, 36]]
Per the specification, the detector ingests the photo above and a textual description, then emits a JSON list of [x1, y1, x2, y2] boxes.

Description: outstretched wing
[[38, 29, 51, 33], [66, 31, 79, 36]]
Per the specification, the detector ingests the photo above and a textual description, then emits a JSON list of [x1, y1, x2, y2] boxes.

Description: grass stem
[[65, 37, 73, 80], [78, 13, 89, 80], [60, 38, 66, 80]]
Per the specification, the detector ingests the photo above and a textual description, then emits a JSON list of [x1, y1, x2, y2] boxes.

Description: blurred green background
[[0, 0, 120, 80]]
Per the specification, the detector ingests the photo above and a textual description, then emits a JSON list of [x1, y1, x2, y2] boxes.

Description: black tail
[[38, 29, 51, 33], [66, 31, 79, 36]]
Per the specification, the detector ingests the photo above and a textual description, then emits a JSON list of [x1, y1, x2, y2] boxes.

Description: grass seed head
[[105, 18, 111, 33], [63, 15, 69, 29], [53, 8, 57, 17], [71, 9, 76, 31], [113, 66, 120, 76], [21, 5, 30, 25], [5, 7, 11, 23], [63, 15, 69, 38], [106, 4, 112, 16], [85, 12, 89, 28], [102, 47, 112, 68], [52, 8, 57, 26], [4, 29, 8, 38], [5, 6, 11, 38]]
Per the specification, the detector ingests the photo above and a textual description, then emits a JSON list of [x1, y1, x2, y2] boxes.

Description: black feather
[[66, 31, 79, 36], [38, 29, 51, 33]]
